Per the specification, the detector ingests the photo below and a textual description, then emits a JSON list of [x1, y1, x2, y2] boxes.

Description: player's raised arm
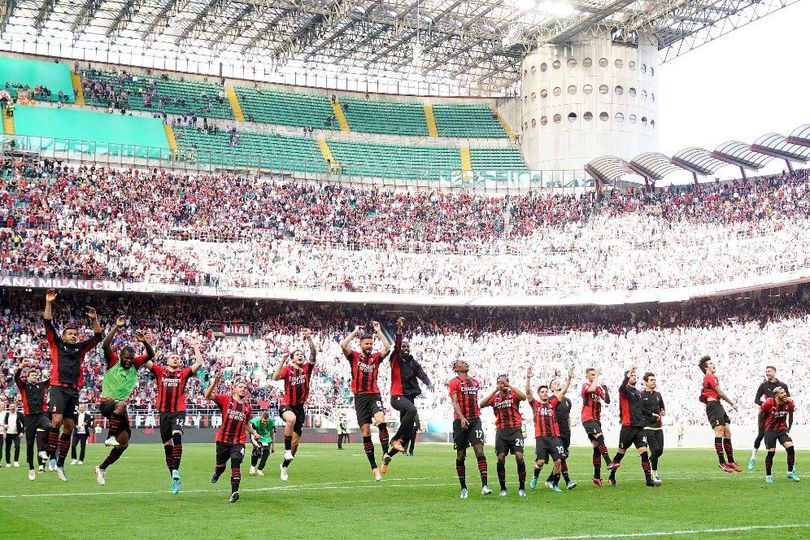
[[480, 387, 498, 408], [372, 321, 390, 358], [204, 373, 222, 401], [102, 315, 126, 365], [43, 289, 57, 321], [272, 353, 289, 381], [303, 328, 317, 363], [510, 384, 527, 401], [86, 306, 102, 336], [524, 369, 534, 400], [619, 368, 634, 394], [586, 369, 601, 393], [559, 368, 574, 397], [135, 330, 156, 365], [340, 326, 361, 359], [603, 384, 611, 404], [188, 335, 203, 373]]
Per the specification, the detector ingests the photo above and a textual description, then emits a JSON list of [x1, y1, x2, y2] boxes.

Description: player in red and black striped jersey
[[750, 366, 790, 471], [272, 328, 317, 482], [14, 362, 50, 476], [698, 355, 740, 473], [42, 289, 103, 481], [204, 373, 260, 503], [382, 318, 433, 474], [581, 368, 612, 486], [526, 367, 573, 492], [448, 360, 491, 498], [340, 322, 391, 481], [480, 374, 527, 496], [146, 335, 203, 494], [760, 387, 799, 483], [606, 368, 658, 487]]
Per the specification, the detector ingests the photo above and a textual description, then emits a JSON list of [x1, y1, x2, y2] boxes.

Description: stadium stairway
[[226, 87, 245, 122], [317, 139, 339, 172], [424, 105, 439, 137], [164, 124, 178, 155], [459, 146, 473, 182], [2, 109, 14, 134], [492, 108, 516, 142], [70, 72, 85, 105], [331, 99, 350, 132]]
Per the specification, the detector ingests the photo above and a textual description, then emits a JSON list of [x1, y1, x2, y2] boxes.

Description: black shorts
[[705, 401, 730, 427], [559, 432, 571, 451], [48, 387, 79, 421], [354, 394, 384, 427], [494, 428, 525, 456], [24, 413, 50, 440], [764, 430, 792, 449], [215, 441, 245, 465], [535, 436, 566, 463], [453, 417, 484, 450], [618, 426, 648, 450], [582, 420, 603, 437], [645, 428, 664, 456], [99, 400, 131, 437], [280, 404, 306, 436], [159, 412, 186, 442]]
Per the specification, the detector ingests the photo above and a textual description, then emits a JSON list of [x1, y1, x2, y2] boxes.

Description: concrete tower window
[[650, 93, 655, 102], [599, 58, 608, 67], [552, 59, 561, 69], [553, 87, 561, 96], [583, 111, 593, 121], [614, 59, 623, 69], [540, 116, 548, 126], [599, 112, 608, 121], [583, 57, 593, 67], [650, 67, 655, 76], [641, 63, 647, 73], [531, 66, 536, 75], [641, 90, 647, 99], [540, 63, 547, 72], [629, 114, 637, 124], [650, 119, 655, 128], [641, 116, 648, 126], [567, 58, 577, 67], [599, 84, 608, 94], [553, 114, 562, 124], [628, 87, 636, 97], [629, 60, 636, 70], [531, 92, 536, 102], [583, 84, 593, 94], [615, 112, 624, 122], [568, 112, 577, 122], [531, 118, 536, 128], [540, 89, 548, 98], [567, 85, 577, 95], [614, 85, 624, 96]]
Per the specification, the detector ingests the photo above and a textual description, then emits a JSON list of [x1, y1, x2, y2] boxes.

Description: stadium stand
[[235, 87, 340, 130], [0, 56, 75, 103], [433, 103, 506, 138], [173, 126, 327, 173], [327, 139, 462, 179], [469, 147, 527, 179], [12, 105, 170, 158], [340, 97, 429, 136], [81, 69, 233, 119]]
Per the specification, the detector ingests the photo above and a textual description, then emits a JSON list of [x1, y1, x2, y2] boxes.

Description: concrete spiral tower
[[519, 34, 660, 171]]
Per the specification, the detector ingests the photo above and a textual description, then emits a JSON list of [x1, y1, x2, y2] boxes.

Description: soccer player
[[93, 316, 154, 486], [760, 386, 799, 483], [273, 328, 317, 482], [448, 360, 491, 498], [249, 411, 276, 476], [480, 374, 527, 497], [204, 373, 260, 503], [749, 366, 790, 471], [382, 317, 433, 474], [607, 368, 659, 487], [581, 368, 612, 486], [43, 289, 103, 481], [641, 372, 665, 483], [526, 367, 572, 493], [698, 355, 740, 473], [147, 335, 203, 494], [546, 376, 576, 490], [14, 362, 50, 481], [340, 322, 391, 481]]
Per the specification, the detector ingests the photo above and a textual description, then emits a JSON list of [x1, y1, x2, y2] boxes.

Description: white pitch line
[[522, 523, 810, 540]]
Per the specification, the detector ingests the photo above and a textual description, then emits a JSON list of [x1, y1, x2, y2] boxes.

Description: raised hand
[[86, 307, 98, 320], [135, 330, 149, 343], [188, 335, 201, 348], [115, 315, 127, 327], [371, 321, 381, 332], [45, 289, 58, 303], [281, 352, 290, 364], [354, 325, 363, 334], [396, 317, 404, 329], [526, 367, 533, 379], [568, 367, 575, 379], [301, 328, 311, 339]]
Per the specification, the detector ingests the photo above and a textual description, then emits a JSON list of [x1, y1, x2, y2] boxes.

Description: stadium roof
[[0, 0, 800, 91], [587, 123, 809, 185]]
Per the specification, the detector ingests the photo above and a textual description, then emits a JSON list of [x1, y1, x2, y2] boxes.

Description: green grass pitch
[[0, 444, 807, 539]]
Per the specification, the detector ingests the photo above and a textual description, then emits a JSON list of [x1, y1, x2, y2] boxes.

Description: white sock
[[751, 449, 757, 458]]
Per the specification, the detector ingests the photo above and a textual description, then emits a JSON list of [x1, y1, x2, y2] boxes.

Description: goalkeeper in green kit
[[249, 411, 276, 476]]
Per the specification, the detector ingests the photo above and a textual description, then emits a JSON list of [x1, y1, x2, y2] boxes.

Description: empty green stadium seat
[[433, 104, 506, 138], [328, 140, 461, 180], [469, 147, 527, 182], [341, 98, 428, 136], [236, 88, 339, 130]]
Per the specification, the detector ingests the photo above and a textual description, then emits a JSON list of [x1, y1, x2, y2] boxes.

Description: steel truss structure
[[0, 0, 802, 91]]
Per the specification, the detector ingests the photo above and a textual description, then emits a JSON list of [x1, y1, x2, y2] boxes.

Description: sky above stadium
[[658, 0, 810, 162]]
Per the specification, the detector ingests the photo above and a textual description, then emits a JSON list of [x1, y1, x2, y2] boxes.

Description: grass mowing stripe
[[524, 523, 810, 540]]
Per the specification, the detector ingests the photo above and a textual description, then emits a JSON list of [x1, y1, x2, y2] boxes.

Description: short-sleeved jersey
[[279, 363, 315, 405], [555, 396, 572, 436], [702, 373, 720, 401], [488, 390, 523, 430], [755, 380, 790, 405], [250, 417, 275, 444], [212, 394, 252, 444], [14, 368, 50, 415], [760, 398, 794, 432], [44, 319, 102, 387], [347, 351, 383, 395], [581, 383, 607, 422], [448, 376, 481, 420], [100, 352, 150, 401], [640, 390, 665, 428], [530, 396, 561, 438], [619, 378, 645, 427], [150, 365, 194, 412]]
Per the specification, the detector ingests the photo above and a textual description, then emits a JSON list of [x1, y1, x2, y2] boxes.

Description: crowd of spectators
[[1, 289, 808, 427], [0, 157, 807, 294]]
